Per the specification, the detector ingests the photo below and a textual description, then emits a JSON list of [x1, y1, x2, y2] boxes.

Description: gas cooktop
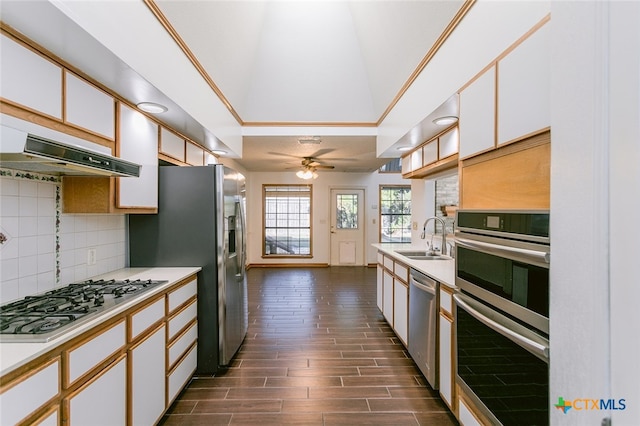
[[0, 278, 167, 343]]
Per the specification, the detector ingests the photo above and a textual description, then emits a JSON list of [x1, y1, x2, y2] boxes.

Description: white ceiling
[[0, 0, 465, 173]]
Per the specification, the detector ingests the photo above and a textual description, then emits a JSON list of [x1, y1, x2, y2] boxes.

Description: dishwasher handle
[[409, 269, 437, 295]]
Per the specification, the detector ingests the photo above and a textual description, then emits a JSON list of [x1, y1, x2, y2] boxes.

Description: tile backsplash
[[0, 170, 126, 304]]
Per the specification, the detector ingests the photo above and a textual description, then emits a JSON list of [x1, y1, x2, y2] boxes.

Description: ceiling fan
[[295, 157, 335, 180]]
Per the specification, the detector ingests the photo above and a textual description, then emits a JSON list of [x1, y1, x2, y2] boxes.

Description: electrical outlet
[[87, 248, 97, 266], [412, 221, 417, 230]]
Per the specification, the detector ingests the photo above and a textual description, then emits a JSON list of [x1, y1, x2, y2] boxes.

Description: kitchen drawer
[[168, 278, 197, 313], [383, 255, 394, 271], [168, 321, 198, 367], [168, 299, 197, 340], [66, 320, 126, 385], [0, 357, 60, 426], [394, 262, 409, 283], [168, 343, 197, 405], [130, 296, 165, 340], [377, 251, 383, 264]]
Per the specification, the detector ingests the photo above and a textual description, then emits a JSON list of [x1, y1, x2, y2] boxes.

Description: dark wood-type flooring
[[160, 267, 458, 425]]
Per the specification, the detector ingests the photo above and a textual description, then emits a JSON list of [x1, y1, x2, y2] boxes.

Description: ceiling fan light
[[433, 115, 458, 126], [296, 168, 317, 180]]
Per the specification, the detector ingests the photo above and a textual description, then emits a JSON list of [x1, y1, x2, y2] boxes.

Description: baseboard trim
[[247, 263, 329, 269]]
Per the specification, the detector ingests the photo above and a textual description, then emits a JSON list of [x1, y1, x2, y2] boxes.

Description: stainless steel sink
[[395, 250, 449, 261]]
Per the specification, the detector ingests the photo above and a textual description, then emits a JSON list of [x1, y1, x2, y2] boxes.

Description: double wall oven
[[454, 210, 550, 425]]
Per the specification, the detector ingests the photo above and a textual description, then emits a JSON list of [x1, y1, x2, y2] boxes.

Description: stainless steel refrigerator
[[128, 165, 247, 374]]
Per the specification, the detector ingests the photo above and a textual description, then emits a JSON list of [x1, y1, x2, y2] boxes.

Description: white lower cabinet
[[376, 264, 383, 311], [168, 344, 198, 405], [32, 407, 59, 426], [439, 312, 453, 408], [0, 274, 199, 425], [458, 397, 483, 426], [66, 320, 126, 386], [67, 355, 127, 425], [382, 269, 394, 325], [393, 280, 408, 344], [131, 324, 166, 426], [0, 358, 60, 426]]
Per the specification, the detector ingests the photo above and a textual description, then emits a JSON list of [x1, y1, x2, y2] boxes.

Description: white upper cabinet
[[65, 71, 115, 140], [186, 142, 204, 166], [498, 23, 550, 145], [459, 66, 496, 159], [160, 127, 186, 162], [118, 103, 159, 209], [439, 127, 459, 159], [0, 34, 62, 119]]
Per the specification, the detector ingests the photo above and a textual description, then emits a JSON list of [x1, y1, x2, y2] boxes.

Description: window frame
[[262, 184, 313, 258], [379, 184, 412, 243]]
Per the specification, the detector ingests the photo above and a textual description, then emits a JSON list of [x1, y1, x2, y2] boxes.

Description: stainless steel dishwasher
[[408, 268, 439, 389]]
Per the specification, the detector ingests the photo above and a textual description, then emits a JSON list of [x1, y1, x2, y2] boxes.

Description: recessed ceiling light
[[397, 146, 412, 152], [137, 102, 168, 114], [433, 116, 458, 126]]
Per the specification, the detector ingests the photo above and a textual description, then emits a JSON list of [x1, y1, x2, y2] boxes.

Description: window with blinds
[[263, 184, 312, 257]]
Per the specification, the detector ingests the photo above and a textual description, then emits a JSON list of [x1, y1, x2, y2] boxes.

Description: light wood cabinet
[[66, 355, 127, 426], [498, 23, 550, 145], [460, 132, 550, 209], [0, 34, 62, 120], [459, 66, 496, 159], [64, 71, 115, 140]]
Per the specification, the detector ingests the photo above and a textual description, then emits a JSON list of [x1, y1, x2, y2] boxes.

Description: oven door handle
[[455, 237, 550, 266], [454, 293, 549, 363]]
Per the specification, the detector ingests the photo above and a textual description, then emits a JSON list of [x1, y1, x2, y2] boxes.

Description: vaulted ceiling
[[0, 1, 467, 173]]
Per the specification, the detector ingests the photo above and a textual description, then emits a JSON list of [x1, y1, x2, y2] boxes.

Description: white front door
[[330, 188, 365, 266]]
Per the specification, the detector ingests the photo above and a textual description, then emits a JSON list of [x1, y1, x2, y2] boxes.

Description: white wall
[[245, 170, 406, 266], [0, 171, 126, 304], [551, 2, 640, 424]]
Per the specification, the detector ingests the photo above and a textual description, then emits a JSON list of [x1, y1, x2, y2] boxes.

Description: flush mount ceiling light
[[296, 167, 318, 180], [433, 115, 458, 126], [137, 102, 168, 114], [297, 136, 322, 145]]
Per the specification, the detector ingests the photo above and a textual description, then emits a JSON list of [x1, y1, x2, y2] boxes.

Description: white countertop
[[0, 267, 201, 377], [373, 243, 456, 288]]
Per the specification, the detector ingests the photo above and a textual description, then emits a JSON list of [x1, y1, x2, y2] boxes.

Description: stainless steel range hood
[[0, 125, 140, 177]]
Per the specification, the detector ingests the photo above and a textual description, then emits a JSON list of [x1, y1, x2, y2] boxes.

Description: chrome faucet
[[421, 216, 447, 256]]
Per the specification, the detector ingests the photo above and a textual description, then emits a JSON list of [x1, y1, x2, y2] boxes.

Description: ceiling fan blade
[[308, 149, 335, 158], [314, 165, 335, 169]]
